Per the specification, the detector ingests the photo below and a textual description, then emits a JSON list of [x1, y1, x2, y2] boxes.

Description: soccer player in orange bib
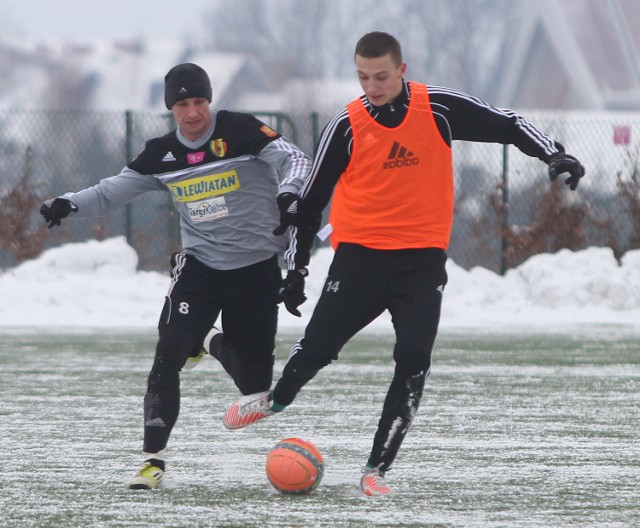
[[224, 32, 585, 496]]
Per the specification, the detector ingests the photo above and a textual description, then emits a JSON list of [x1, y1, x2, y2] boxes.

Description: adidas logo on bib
[[383, 141, 419, 169]]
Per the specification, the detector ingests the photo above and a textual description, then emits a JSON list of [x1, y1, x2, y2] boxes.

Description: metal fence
[[1, 109, 639, 274]]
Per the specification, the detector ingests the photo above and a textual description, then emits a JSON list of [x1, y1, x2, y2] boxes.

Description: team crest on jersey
[[260, 125, 278, 138], [210, 138, 227, 158]]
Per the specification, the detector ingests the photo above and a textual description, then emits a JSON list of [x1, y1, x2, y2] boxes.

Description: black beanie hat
[[164, 63, 212, 110]]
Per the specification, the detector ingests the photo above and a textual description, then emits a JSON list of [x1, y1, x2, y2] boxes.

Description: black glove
[[40, 198, 78, 228], [548, 153, 585, 191], [273, 193, 321, 235], [278, 269, 308, 317]]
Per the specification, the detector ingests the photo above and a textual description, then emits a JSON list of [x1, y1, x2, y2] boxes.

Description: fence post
[[311, 112, 320, 154], [124, 111, 133, 245], [500, 144, 509, 276]]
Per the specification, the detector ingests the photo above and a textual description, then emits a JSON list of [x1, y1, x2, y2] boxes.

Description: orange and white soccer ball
[[265, 437, 324, 495]]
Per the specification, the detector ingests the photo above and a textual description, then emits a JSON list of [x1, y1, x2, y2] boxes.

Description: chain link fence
[[1, 109, 639, 274]]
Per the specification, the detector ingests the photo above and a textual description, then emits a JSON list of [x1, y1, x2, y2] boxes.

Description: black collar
[[365, 80, 410, 127]]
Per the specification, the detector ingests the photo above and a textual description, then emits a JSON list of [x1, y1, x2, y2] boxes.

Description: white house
[[496, 0, 640, 110]]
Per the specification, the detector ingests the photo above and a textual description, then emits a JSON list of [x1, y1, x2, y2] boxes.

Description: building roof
[[497, 0, 640, 110], [0, 38, 248, 111]]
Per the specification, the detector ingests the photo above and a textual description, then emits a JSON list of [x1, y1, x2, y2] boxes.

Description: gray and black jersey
[[62, 110, 311, 271]]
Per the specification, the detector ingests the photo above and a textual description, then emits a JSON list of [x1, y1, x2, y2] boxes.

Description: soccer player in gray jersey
[[40, 63, 316, 490]]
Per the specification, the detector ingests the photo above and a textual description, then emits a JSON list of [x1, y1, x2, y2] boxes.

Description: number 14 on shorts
[[325, 280, 340, 293]]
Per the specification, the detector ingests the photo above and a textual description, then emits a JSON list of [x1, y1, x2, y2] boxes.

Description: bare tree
[[202, 0, 523, 98], [203, 0, 361, 78]]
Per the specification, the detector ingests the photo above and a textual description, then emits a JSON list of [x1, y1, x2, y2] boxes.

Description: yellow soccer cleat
[[183, 346, 207, 370], [127, 461, 164, 490], [183, 327, 221, 371]]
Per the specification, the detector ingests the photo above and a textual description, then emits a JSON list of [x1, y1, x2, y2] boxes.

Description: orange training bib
[[329, 82, 454, 250]]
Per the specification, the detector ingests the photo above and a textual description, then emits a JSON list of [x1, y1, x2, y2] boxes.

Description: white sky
[[1, 0, 218, 41], [2, 237, 640, 331]]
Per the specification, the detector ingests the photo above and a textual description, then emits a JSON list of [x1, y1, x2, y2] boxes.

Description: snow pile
[[2, 237, 639, 330]]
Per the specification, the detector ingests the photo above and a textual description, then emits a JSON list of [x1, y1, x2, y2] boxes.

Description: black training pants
[[273, 243, 447, 472], [143, 252, 281, 454]]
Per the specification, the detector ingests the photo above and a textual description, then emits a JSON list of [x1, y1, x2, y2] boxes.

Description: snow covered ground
[[2, 236, 640, 331], [2, 238, 638, 527]]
